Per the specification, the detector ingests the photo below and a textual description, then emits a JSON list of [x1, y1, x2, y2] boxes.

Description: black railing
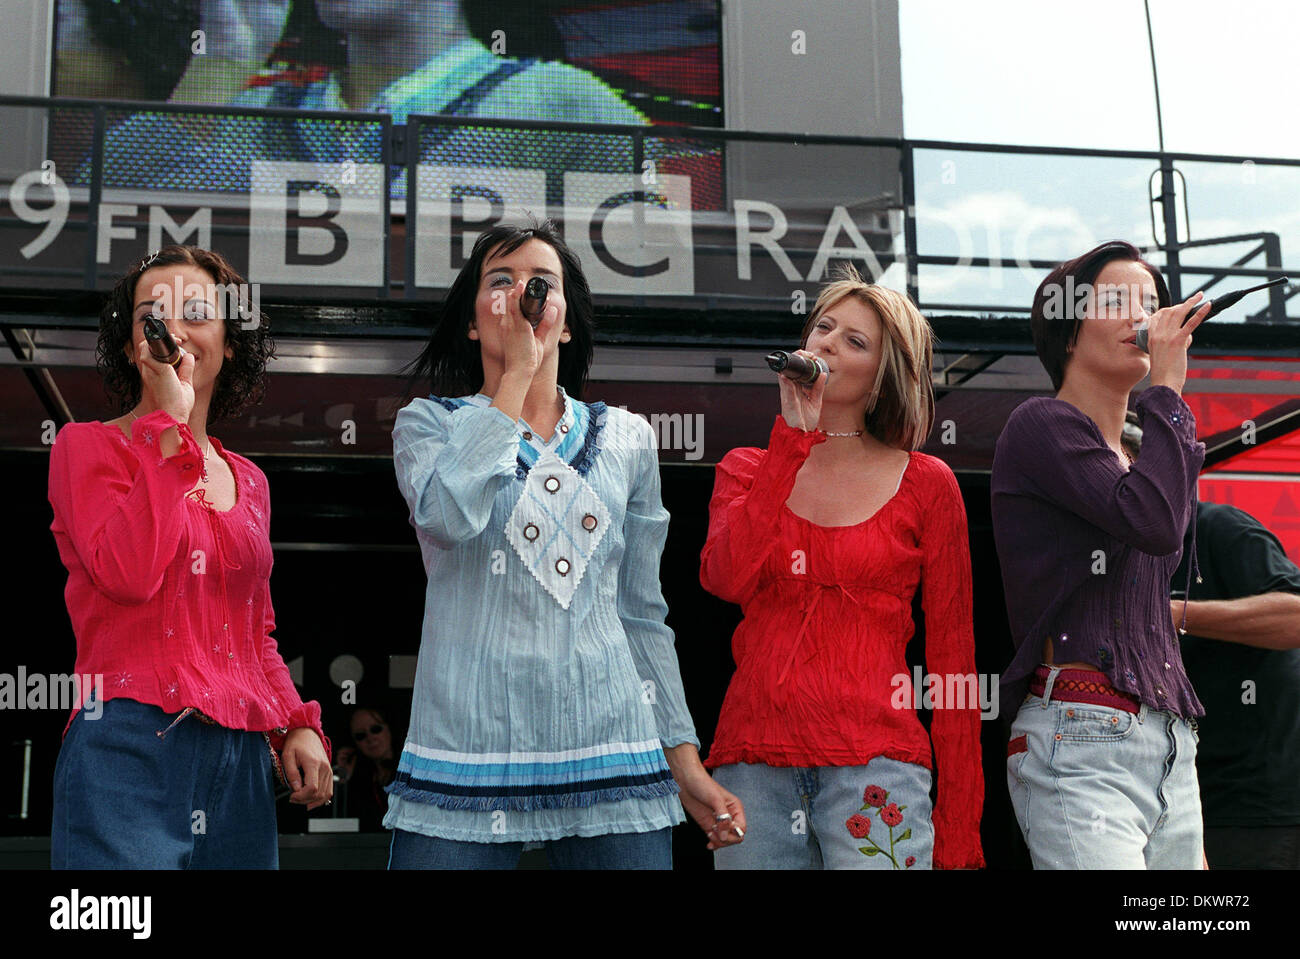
[[0, 93, 1296, 323]]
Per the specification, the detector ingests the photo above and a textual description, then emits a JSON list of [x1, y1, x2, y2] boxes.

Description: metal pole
[[405, 120, 419, 298], [1263, 233, 1286, 323], [1160, 159, 1182, 300], [83, 106, 106, 288], [1145, 1, 1182, 300], [18, 740, 31, 820], [901, 144, 920, 305]]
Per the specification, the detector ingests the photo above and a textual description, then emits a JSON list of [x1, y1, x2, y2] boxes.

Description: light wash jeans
[[1007, 670, 1203, 869], [387, 826, 672, 869], [712, 758, 934, 869]]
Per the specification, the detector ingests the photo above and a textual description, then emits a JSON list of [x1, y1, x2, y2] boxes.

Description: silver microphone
[[765, 351, 827, 385]]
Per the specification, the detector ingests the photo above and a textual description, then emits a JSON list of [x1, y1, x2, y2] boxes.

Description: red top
[[47, 409, 329, 757], [700, 417, 984, 869]]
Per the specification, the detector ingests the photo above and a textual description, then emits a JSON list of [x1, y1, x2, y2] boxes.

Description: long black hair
[[404, 217, 595, 399]]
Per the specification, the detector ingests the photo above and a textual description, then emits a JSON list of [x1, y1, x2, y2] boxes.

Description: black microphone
[[765, 350, 828, 385], [143, 313, 184, 368], [1136, 277, 1287, 352], [520, 276, 549, 328]]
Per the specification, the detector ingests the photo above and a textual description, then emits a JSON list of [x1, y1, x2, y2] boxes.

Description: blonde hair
[[799, 264, 935, 451]]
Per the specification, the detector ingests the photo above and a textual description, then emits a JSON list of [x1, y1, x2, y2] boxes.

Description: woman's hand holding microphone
[[133, 331, 195, 458], [778, 348, 827, 432], [1143, 292, 1211, 397], [491, 279, 563, 423]]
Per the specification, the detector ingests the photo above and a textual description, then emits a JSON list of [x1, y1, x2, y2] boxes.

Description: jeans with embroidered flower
[[712, 757, 934, 869], [51, 694, 279, 869], [1007, 686, 1202, 869]]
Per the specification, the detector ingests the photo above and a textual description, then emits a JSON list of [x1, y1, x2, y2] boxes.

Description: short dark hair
[[404, 217, 595, 399], [1030, 240, 1171, 390], [96, 245, 274, 423]]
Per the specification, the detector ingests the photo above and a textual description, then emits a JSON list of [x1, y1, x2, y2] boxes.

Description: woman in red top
[[700, 267, 984, 869], [47, 245, 332, 868]]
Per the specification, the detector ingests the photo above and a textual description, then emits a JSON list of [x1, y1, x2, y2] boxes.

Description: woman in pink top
[[47, 245, 332, 868]]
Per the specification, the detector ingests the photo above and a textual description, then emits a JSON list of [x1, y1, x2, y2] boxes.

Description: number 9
[[9, 167, 70, 260]]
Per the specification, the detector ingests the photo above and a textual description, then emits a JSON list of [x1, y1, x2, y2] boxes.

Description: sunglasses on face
[[353, 724, 385, 741]]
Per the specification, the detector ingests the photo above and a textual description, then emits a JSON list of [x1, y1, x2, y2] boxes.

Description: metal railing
[[1, 93, 1297, 323]]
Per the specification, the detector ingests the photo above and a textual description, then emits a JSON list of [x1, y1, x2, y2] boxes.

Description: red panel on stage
[[1198, 476, 1300, 566]]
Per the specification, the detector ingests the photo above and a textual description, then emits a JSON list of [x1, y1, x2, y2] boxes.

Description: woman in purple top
[[992, 240, 1209, 869]]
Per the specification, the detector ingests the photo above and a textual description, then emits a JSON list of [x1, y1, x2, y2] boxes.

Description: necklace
[[824, 429, 864, 437], [129, 408, 211, 482]]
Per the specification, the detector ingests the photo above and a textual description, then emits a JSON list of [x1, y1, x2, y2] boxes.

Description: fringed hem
[[385, 775, 679, 812], [574, 402, 608, 477]]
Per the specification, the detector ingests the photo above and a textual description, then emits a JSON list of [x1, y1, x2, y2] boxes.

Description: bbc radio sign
[[247, 161, 693, 295], [27, 160, 897, 294]]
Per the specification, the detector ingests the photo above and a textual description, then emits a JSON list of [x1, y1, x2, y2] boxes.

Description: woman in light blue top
[[385, 217, 745, 868]]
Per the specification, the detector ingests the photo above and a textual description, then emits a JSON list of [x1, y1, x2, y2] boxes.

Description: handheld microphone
[[1136, 277, 1287, 352], [143, 313, 185, 368], [765, 350, 828, 385], [520, 276, 549, 328]]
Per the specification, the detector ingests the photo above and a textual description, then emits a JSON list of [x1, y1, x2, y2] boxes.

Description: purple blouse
[[991, 385, 1206, 721]]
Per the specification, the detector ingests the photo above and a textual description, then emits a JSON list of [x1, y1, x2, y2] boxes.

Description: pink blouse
[[47, 409, 328, 756]]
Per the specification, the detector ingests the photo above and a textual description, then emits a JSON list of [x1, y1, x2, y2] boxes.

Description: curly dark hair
[[96, 245, 275, 423]]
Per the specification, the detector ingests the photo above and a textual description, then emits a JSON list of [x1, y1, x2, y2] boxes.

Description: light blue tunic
[[384, 387, 698, 842]]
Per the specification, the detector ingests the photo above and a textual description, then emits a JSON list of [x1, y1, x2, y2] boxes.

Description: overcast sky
[[894, 0, 1299, 315]]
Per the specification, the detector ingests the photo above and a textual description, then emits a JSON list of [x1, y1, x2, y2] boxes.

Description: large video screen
[[20, 2, 903, 304], [53, 1, 721, 124], [50, 1, 722, 195]]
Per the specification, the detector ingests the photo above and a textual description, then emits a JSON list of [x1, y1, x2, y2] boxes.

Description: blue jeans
[[51, 696, 279, 869], [1008, 681, 1203, 869], [388, 826, 672, 869], [712, 758, 935, 869]]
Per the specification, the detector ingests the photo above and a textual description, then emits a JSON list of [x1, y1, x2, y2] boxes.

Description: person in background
[[700, 266, 984, 870], [1121, 415, 1300, 869], [992, 239, 1210, 870], [54, 0, 200, 101], [336, 707, 399, 832], [86, 0, 649, 195]]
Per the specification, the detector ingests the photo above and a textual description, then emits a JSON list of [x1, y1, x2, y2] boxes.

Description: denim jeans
[[1007, 677, 1203, 869], [712, 758, 934, 869], [51, 695, 279, 869], [387, 826, 672, 869]]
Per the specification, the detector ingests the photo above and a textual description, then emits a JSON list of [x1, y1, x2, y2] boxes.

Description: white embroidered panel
[[505, 451, 610, 609]]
